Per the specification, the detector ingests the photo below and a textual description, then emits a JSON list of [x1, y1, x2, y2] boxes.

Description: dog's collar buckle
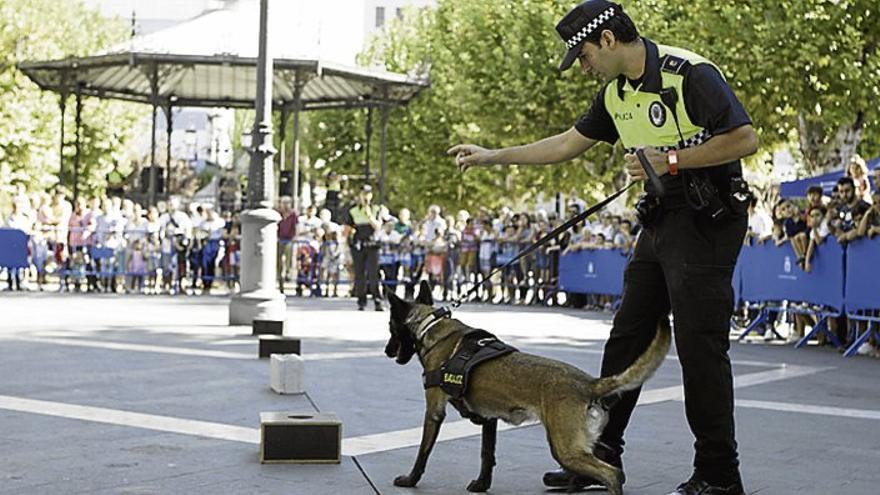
[[429, 306, 452, 321], [414, 307, 453, 341]]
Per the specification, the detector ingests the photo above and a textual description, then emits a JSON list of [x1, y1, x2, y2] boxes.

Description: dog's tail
[[590, 318, 672, 398]]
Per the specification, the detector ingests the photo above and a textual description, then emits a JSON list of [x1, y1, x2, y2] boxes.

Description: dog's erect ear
[[416, 280, 433, 306], [387, 290, 409, 318]]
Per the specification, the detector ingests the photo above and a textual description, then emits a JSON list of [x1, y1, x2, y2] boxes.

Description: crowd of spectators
[[1, 183, 639, 310], [743, 156, 879, 356], [276, 196, 639, 307], [746, 164, 878, 270], [2, 188, 241, 295]]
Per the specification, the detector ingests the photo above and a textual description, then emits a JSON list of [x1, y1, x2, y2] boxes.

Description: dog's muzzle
[[384, 335, 400, 358]]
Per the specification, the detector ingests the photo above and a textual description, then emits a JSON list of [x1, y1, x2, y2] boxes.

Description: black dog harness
[[422, 329, 517, 424]]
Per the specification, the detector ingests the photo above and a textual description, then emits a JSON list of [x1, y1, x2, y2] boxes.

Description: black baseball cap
[[556, 0, 620, 71]]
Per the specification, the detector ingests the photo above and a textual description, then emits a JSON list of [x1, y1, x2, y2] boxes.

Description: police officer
[[343, 184, 383, 311], [449, 2, 756, 494]]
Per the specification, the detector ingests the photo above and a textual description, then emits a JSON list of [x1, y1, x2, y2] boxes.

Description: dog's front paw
[[393, 474, 419, 487], [467, 477, 491, 492]]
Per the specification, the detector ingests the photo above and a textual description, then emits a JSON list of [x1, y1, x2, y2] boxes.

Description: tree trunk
[[797, 111, 865, 174]]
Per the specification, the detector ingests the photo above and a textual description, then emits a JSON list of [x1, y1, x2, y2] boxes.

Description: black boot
[[668, 474, 745, 495], [542, 442, 624, 489]]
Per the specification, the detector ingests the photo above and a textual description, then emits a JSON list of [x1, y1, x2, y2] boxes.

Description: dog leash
[[441, 180, 636, 313], [421, 149, 657, 320]]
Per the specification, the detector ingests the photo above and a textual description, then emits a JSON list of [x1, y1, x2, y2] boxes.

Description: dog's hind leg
[[466, 418, 497, 493], [544, 402, 624, 495], [393, 389, 447, 488]]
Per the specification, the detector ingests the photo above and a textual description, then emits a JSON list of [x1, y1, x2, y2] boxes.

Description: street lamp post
[[228, 0, 285, 325]]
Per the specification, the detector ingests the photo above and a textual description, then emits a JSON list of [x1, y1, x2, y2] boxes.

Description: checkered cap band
[[565, 7, 616, 49]]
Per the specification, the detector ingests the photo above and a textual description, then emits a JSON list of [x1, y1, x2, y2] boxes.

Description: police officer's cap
[[556, 0, 621, 72], [361, 184, 373, 193]]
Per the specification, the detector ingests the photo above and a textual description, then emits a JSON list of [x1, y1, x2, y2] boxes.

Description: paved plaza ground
[[1, 292, 878, 494]]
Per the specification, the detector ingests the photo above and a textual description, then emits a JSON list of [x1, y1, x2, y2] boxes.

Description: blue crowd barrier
[[842, 237, 880, 357], [558, 249, 628, 297], [0, 229, 29, 269], [737, 239, 846, 345], [843, 237, 880, 311], [740, 239, 845, 310]]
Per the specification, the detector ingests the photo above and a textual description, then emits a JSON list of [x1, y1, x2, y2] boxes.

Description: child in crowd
[[320, 230, 343, 297], [30, 227, 49, 291], [425, 227, 447, 296], [172, 231, 189, 295], [803, 206, 830, 273], [146, 238, 161, 294], [478, 222, 497, 302], [67, 249, 87, 292], [405, 226, 426, 300], [459, 218, 479, 295], [221, 223, 241, 292], [498, 224, 519, 304], [532, 219, 553, 305], [128, 240, 147, 293], [377, 221, 402, 297], [161, 226, 176, 294], [397, 233, 414, 296], [442, 218, 461, 300]]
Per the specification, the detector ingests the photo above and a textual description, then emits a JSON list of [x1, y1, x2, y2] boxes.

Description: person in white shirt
[[5, 201, 32, 232], [318, 208, 339, 235], [297, 205, 323, 238], [746, 197, 772, 244], [421, 205, 447, 243]]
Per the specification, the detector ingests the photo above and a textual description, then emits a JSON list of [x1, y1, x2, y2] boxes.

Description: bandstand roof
[[18, 0, 428, 110]]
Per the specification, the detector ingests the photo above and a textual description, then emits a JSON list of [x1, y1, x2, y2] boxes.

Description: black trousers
[[351, 243, 380, 306], [598, 207, 747, 484]]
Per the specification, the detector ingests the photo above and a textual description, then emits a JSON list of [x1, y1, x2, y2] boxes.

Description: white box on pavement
[[270, 353, 304, 394]]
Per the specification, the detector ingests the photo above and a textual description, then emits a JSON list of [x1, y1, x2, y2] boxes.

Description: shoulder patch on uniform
[[659, 54, 690, 75]]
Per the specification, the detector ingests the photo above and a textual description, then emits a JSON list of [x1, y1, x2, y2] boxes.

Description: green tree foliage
[[312, 0, 620, 214], [0, 0, 142, 199], [307, 0, 878, 213]]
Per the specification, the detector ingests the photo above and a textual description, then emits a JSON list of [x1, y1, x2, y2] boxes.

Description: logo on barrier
[[585, 261, 597, 279], [779, 255, 797, 280]]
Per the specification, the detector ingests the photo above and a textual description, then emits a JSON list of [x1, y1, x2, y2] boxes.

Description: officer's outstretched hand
[[624, 147, 668, 181], [447, 144, 493, 173]]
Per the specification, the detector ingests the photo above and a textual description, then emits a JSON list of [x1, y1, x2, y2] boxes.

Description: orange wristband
[[667, 150, 679, 176]]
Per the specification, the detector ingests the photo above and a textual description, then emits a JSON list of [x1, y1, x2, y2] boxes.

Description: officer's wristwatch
[[666, 150, 679, 176]]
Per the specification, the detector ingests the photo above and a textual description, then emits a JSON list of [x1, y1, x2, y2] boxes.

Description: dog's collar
[[411, 307, 452, 341], [404, 307, 452, 351]]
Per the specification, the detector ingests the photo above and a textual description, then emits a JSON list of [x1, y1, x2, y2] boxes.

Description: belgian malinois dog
[[384, 281, 671, 494]]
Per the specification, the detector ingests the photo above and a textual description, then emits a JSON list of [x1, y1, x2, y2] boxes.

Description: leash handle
[[635, 148, 665, 197]]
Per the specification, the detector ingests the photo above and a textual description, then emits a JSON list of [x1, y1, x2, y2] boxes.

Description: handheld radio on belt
[[658, 86, 730, 221]]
